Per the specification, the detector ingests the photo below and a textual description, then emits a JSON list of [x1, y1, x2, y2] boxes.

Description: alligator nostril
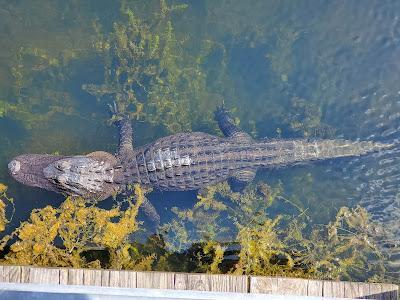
[[8, 160, 21, 175]]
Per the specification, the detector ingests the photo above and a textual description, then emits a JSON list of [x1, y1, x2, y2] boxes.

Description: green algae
[[82, 1, 226, 134], [0, 179, 392, 282], [158, 181, 388, 281], [0, 184, 152, 270]]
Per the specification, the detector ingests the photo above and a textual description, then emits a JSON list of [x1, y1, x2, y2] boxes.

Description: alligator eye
[[8, 160, 21, 175]]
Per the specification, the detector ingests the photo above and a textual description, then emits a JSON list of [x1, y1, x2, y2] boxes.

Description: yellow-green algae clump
[[0, 184, 153, 270], [159, 182, 388, 281], [0, 181, 391, 282]]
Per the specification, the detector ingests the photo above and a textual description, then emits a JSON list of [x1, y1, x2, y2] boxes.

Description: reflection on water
[[0, 0, 399, 281]]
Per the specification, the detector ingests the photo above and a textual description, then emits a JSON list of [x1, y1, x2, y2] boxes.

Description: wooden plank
[[137, 271, 174, 289], [68, 268, 84, 285], [20, 266, 31, 283], [109, 270, 136, 288], [307, 279, 323, 296], [59, 268, 68, 285], [323, 280, 345, 298], [83, 269, 102, 286], [29, 267, 60, 284], [175, 273, 247, 293], [0, 266, 5, 282], [357, 282, 372, 299], [249, 276, 278, 294], [380, 283, 398, 300], [100, 270, 110, 287], [276, 277, 307, 296], [1, 266, 21, 283], [367, 282, 383, 299], [343, 281, 359, 298], [0, 264, 397, 300]]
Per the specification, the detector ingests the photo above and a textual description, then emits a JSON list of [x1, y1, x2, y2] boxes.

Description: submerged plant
[[0, 184, 153, 269], [83, 0, 225, 133], [0, 184, 14, 235], [159, 181, 387, 281], [0, 46, 87, 130]]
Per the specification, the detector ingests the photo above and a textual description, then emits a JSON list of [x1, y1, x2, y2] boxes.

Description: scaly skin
[[7, 107, 393, 220], [120, 132, 392, 191]]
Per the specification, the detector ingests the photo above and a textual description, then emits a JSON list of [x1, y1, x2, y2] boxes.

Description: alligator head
[[8, 151, 122, 200]]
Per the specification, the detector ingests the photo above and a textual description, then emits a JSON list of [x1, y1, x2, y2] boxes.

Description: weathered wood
[[137, 271, 174, 289], [83, 269, 102, 286], [175, 273, 248, 293], [59, 268, 68, 285], [307, 279, 323, 296], [0, 266, 21, 283], [380, 283, 398, 300], [20, 266, 30, 283], [29, 267, 60, 284], [343, 281, 359, 298], [323, 280, 345, 298], [357, 282, 372, 299], [0, 265, 398, 299], [249, 276, 278, 294], [100, 270, 110, 287], [368, 282, 382, 297], [109, 270, 136, 288], [68, 268, 84, 285], [277, 277, 308, 296]]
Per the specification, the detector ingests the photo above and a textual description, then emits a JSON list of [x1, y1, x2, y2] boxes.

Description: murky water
[[0, 0, 399, 280]]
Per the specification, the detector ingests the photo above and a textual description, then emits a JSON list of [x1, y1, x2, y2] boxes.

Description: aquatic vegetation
[[0, 184, 153, 269], [83, 1, 225, 134], [0, 46, 86, 130], [284, 97, 335, 138], [266, 27, 301, 85], [0, 184, 14, 236], [160, 181, 387, 281], [0, 179, 390, 282]]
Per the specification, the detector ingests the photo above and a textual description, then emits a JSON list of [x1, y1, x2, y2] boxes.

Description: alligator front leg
[[109, 102, 160, 226], [214, 106, 253, 142], [109, 101, 134, 157]]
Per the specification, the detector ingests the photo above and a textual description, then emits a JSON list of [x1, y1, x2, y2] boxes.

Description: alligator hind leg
[[214, 106, 253, 142], [214, 106, 256, 191], [228, 168, 256, 192], [109, 101, 134, 157]]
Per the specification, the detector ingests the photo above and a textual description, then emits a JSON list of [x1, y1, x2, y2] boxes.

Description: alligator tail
[[296, 139, 395, 161]]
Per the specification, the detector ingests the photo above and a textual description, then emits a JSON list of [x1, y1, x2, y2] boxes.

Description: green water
[[0, 0, 399, 281]]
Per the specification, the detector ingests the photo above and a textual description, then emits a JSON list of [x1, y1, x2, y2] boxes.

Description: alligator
[[7, 106, 394, 222]]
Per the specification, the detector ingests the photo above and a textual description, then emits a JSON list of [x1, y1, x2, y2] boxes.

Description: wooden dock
[[0, 265, 398, 299]]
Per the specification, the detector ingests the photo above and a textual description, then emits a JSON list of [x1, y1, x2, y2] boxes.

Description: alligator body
[[8, 107, 393, 220]]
